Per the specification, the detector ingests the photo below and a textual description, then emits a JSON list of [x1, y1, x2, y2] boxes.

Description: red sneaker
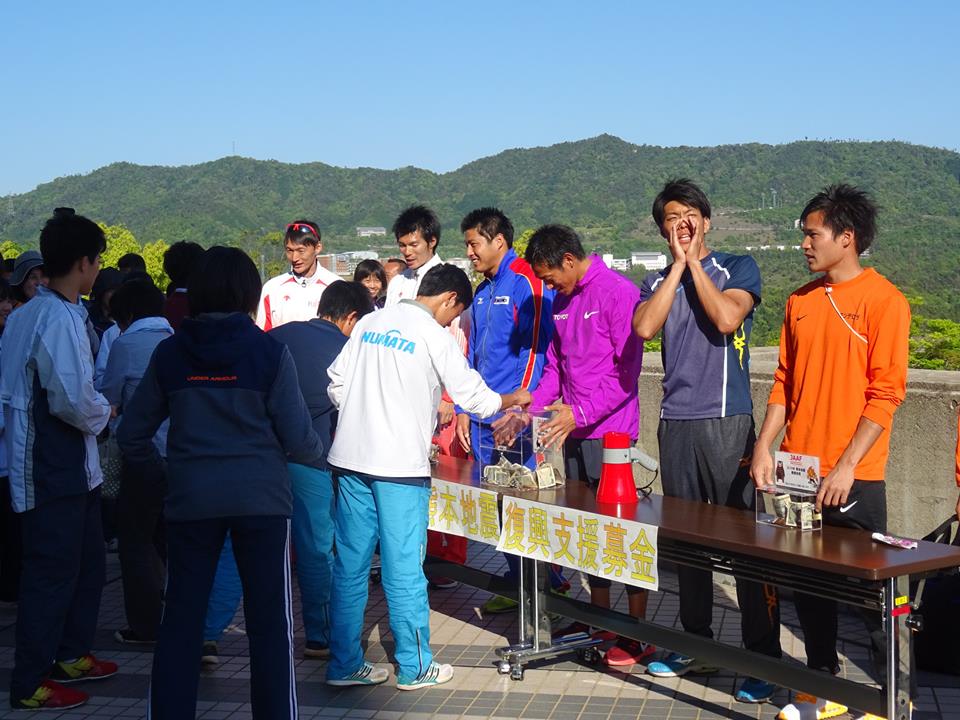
[[10, 680, 89, 710], [604, 637, 656, 667], [49, 654, 119, 683]]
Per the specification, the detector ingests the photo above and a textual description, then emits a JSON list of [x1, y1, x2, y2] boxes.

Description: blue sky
[[1, 1, 957, 196]]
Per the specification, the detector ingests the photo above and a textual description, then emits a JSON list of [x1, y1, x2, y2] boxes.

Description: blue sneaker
[[646, 652, 718, 677], [736, 677, 776, 703]]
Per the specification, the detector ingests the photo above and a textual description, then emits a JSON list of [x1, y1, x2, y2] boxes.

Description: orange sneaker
[[604, 637, 656, 667]]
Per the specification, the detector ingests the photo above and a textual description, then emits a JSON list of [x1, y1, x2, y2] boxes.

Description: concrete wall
[[636, 347, 960, 539]]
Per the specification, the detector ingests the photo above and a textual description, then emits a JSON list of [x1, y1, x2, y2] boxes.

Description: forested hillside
[[3, 135, 959, 364]]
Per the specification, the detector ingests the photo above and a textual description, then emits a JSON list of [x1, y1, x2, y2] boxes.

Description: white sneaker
[[778, 694, 848, 720], [326, 661, 389, 687], [396, 662, 454, 690]]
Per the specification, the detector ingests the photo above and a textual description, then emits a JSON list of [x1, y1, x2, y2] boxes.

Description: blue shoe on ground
[[646, 652, 718, 677], [736, 676, 776, 703]]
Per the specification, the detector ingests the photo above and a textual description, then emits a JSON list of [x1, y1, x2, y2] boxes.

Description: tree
[[0, 240, 26, 261], [98, 223, 141, 268], [141, 239, 170, 290], [514, 228, 535, 260]]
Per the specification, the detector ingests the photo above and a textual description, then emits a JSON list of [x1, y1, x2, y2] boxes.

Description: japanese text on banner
[[428, 479, 501, 545], [495, 496, 659, 591]]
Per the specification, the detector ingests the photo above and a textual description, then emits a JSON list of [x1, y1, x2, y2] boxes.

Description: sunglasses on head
[[286, 223, 319, 241]]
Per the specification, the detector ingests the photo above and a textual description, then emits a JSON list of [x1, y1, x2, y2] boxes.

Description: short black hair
[[163, 241, 205, 288], [392, 205, 440, 248], [118, 253, 147, 273], [317, 281, 374, 322], [39, 208, 107, 279], [2, 258, 14, 275], [188, 246, 261, 316], [651, 178, 712, 231], [0, 277, 11, 302], [91, 267, 123, 303], [800, 184, 878, 254], [416, 263, 473, 307], [460, 207, 514, 248], [284, 219, 321, 247], [353, 259, 387, 288], [109, 278, 165, 326], [524, 224, 585, 268]]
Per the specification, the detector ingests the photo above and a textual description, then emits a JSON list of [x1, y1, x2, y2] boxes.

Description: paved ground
[[0, 543, 956, 719]]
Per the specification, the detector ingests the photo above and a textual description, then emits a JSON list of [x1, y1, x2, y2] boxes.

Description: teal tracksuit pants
[[327, 472, 432, 683]]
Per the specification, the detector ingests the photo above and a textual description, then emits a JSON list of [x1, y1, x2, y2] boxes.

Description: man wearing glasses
[[256, 220, 342, 330]]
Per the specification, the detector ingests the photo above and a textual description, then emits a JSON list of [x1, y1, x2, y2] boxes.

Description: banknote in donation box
[[755, 451, 822, 531], [479, 411, 565, 490]]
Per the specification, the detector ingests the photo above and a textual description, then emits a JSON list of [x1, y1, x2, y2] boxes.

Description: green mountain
[[3, 135, 960, 348]]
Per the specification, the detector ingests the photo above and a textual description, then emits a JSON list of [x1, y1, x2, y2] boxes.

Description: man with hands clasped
[[633, 180, 781, 702], [749, 185, 910, 720]]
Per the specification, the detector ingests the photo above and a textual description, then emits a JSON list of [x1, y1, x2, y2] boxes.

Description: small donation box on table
[[756, 451, 822, 531], [478, 411, 566, 490]]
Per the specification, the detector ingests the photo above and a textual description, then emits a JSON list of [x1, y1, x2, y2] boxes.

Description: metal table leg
[[884, 576, 912, 720], [495, 558, 602, 679]]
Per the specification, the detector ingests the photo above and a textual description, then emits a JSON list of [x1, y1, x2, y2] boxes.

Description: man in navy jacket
[[269, 281, 374, 659]]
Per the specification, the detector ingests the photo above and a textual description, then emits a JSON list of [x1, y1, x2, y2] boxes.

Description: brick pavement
[[0, 543, 955, 719]]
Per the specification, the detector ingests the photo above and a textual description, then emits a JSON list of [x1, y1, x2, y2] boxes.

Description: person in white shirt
[[384, 206, 444, 306], [324, 263, 530, 691], [383, 205, 470, 585], [255, 220, 342, 330]]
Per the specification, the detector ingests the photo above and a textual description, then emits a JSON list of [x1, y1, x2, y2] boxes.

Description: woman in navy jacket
[[118, 246, 322, 720]]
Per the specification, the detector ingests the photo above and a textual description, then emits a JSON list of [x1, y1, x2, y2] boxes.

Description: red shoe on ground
[[604, 637, 656, 667], [49, 654, 119, 683], [9, 680, 89, 710]]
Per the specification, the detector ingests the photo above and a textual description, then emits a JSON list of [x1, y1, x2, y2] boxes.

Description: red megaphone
[[596, 431, 639, 509]]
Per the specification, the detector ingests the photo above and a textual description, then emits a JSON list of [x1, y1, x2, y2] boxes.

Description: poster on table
[[773, 451, 821, 492], [495, 496, 659, 591]]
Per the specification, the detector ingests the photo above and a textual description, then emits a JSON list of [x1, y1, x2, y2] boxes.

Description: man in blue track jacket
[[454, 208, 565, 613]]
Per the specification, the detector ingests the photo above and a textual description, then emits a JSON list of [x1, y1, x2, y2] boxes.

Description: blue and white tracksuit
[[0, 286, 112, 701], [459, 251, 566, 587], [461, 250, 553, 465], [325, 300, 503, 683]]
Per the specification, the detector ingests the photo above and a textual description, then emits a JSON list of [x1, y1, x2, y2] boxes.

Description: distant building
[[630, 251, 667, 271], [611, 258, 629, 272], [319, 251, 379, 278], [356, 226, 387, 238], [446, 257, 474, 273]]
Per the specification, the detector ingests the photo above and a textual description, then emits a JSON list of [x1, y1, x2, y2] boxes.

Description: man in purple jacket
[[523, 224, 652, 668]]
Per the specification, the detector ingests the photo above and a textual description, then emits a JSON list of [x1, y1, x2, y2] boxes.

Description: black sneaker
[[114, 628, 155, 645], [304, 641, 330, 659], [201, 641, 219, 665]]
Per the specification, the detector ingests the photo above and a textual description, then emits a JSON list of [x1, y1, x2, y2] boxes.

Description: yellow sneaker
[[778, 694, 848, 720]]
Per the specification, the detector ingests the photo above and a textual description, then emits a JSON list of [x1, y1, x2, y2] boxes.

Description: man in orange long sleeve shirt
[[955, 413, 960, 520], [750, 185, 910, 720]]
